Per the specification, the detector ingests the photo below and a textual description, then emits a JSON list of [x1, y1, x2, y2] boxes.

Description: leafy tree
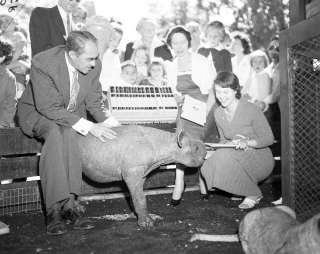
[[157, 0, 289, 49]]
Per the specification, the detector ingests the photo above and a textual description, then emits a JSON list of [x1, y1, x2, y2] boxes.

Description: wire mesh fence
[[288, 34, 320, 221], [0, 183, 42, 216]]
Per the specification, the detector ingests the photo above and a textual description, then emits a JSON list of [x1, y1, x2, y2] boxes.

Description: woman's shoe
[[238, 196, 262, 209], [170, 184, 186, 207], [170, 198, 182, 207]]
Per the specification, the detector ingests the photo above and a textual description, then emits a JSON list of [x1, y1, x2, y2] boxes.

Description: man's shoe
[[46, 209, 67, 236], [170, 198, 182, 207], [61, 209, 94, 230], [60, 208, 76, 224]]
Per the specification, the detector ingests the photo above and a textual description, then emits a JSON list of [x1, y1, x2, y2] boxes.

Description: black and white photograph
[[0, 0, 319, 253]]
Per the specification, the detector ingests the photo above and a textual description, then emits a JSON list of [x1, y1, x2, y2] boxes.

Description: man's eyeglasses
[[268, 45, 279, 51], [69, 0, 81, 2]]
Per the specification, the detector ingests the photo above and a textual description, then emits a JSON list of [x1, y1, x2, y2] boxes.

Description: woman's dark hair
[[0, 39, 13, 65], [233, 33, 252, 55], [166, 25, 191, 48], [214, 71, 241, 99]]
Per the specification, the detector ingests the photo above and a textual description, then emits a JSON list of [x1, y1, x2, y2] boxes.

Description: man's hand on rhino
[[89, 123, 117, 142]]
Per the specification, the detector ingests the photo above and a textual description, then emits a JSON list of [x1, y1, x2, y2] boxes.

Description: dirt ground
[[0, 182, 280, 254]]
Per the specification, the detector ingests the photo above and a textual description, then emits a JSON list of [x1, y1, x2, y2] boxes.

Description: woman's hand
[[254, 100, 267, 112], [232, 139, 249, 150], [174, 94, 185, 107], [232, 138, 257, 150]]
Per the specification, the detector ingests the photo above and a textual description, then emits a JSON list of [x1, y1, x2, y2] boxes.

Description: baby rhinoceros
[[78, 125, 207, 228]]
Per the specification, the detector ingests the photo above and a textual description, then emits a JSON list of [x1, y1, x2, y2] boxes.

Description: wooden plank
[[0, 128, 41, 156], [306, 0, 320, 18], [289, 0, 306, 26], [286, 12, 320, 47], [0, 156, 39, 180], [280, 29, 294, 209]]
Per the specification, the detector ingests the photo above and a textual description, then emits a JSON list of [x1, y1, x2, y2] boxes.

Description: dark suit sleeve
[[29, 8, 51, 57], [223, 50, 232, 72], [30, 61, 80, 127], [198, 47, 210, 57], [84, 60, 108, 123], [123, 42, 134, 61], [154, 44, 173, 61]]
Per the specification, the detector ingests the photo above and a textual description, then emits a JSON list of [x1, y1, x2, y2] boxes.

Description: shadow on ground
[[0, 182, 280, 254]]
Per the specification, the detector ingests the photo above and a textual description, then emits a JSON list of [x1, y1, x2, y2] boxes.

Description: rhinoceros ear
[[177, 129, 185, 148]]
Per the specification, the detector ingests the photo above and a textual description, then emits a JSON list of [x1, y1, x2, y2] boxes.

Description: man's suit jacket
[[17, 45, 107, 137], [29, 6, 67, 57]]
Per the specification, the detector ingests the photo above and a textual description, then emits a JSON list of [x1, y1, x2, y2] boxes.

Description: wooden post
[[279, 30, 293, 209], [289, 0, 307, 26]]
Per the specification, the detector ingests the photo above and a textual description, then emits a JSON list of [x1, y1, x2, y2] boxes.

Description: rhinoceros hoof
[[138, 215, 154, 228]]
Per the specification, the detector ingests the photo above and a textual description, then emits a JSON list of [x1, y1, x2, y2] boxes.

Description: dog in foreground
[[190, 205, 320, 254]]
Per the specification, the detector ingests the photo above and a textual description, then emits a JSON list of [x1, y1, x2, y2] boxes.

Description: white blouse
[[165, 52, 216, 95]]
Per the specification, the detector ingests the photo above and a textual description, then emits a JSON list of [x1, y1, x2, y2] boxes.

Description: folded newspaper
[[181, 95, 206, 126]]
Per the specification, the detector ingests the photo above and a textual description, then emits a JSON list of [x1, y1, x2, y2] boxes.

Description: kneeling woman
[[200, 72, 274, 209]]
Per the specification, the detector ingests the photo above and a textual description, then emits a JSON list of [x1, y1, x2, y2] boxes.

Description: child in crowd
[[120, 60, 138, 86], [0, 39, 17, 128], [198, 20, 232, 73], [243, 50, 271, 112], [72, 5, 87, 30], [139, 58, 167, 86], [131, 45, 150, 83], [100, 22, 124, 92]]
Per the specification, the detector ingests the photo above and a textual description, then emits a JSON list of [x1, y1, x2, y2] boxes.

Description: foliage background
[[150, 0, 289, 49], [0, 0, 289, 50]]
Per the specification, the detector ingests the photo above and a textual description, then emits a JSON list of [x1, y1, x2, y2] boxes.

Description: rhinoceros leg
[[122, 166, 153, 228]]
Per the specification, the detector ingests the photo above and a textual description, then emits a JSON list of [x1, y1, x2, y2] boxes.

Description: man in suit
[[29, 0, 80, 57], [17, 31, 117, 235]]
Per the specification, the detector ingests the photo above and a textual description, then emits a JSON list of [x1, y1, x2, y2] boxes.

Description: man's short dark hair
[[66, 31, 97, 55]]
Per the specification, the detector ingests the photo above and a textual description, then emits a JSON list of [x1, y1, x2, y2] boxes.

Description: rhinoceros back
[[77, 125, 175, 182]]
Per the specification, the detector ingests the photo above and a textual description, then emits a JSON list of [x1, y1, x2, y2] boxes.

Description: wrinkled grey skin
[[78, 125, 207, 228], [239, 206, 320, 254]]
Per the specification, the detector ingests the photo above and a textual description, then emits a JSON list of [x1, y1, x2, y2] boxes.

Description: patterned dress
[[200, 99, 274, 197]]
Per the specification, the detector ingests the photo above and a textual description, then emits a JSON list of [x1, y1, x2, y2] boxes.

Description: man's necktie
[[67, 70, 80, 112], [67, 14, 71, 35]]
